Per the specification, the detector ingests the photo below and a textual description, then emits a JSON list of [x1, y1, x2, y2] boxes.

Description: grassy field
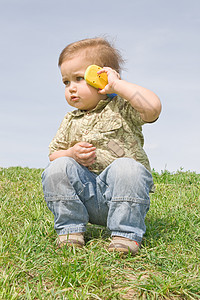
[[0, 167, 200, 299]]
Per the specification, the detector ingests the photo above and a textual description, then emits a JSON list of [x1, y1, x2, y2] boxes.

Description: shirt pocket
[[95, 115, 123, 133], [94, 115, 125, 157]]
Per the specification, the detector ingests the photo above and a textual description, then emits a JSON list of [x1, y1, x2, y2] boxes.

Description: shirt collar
[[70, 98, 112, 117]]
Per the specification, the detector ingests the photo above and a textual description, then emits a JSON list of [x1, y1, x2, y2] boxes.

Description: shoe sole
[[108, 243, 139, 255], [57, 239, 84, 249]]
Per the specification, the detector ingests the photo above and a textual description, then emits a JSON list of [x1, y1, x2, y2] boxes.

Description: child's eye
[[64, 80, 70, 86], [76, 76, 84, 82]]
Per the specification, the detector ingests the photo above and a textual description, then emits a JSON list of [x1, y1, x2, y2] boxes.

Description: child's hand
[[71, 142, 96, 166], [97, 67, 120, 95]]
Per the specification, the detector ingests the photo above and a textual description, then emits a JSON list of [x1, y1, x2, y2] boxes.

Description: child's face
[[60, 55, 107, 111]]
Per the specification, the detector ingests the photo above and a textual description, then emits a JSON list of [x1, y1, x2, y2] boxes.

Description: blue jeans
[[42, 157, 153, 243]]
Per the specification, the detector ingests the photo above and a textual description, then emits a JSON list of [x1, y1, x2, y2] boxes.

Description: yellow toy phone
[[84, 65, 108, 90]]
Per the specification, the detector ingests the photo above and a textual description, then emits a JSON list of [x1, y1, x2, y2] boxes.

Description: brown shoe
[[108, 236, 140, 255], [57, 233, 85, 248]]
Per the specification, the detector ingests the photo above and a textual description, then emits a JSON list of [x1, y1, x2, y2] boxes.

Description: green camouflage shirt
[[49, 95, 151, 174]]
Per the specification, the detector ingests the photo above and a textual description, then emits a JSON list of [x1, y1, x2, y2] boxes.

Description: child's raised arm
[[98, 67, 162, 123]]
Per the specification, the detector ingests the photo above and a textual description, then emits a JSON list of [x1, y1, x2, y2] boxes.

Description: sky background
[[0, 0, 200, 173]]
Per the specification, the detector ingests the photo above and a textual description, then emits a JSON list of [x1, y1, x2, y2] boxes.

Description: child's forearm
[[49, 149, 73, 161], [113, 80, 161, 122]]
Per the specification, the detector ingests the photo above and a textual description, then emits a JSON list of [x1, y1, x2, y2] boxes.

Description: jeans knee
[[52, 156, 76, 171], [42, 157, 76, 188], [110, 158, 142, 179], [105, 158, 153, 192]]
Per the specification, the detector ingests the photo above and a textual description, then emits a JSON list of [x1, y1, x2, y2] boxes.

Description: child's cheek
[[65, 90, 70, 101]]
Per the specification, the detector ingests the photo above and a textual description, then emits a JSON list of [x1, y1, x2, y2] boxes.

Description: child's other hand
[[97, 67, 120, 95], [71, 142, 96, 166]]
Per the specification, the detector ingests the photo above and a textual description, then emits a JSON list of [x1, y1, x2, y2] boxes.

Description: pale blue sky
[[0, 0, 200, 173]]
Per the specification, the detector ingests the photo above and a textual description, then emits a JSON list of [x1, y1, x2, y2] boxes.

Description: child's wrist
[[67, 147, 74, 159], [110, 79, 120, 93]]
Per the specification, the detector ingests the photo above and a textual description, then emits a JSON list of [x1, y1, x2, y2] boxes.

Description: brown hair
[[58, 37, 124, 73]]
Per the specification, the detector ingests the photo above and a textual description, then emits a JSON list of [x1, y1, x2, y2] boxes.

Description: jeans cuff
[[56, 225, 86, 235], [111, 231, 143, 243]]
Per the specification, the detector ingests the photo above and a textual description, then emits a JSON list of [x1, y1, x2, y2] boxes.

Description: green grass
[[0, 167, 200, 299]]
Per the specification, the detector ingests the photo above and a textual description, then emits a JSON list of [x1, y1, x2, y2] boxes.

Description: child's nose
[[69, 82, 77, 92]]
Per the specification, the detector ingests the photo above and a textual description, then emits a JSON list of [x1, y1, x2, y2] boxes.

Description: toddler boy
[[42, 37, 161, 255]]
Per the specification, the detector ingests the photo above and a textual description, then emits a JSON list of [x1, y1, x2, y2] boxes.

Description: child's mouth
[[71, 96, 79, 102]]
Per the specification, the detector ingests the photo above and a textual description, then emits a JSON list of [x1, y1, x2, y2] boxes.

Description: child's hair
[[58, 37, 124, 73]]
